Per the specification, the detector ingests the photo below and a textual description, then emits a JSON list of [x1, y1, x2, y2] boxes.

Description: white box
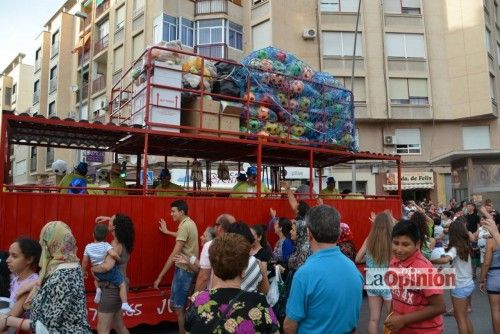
[[131, 63, 182, 132]]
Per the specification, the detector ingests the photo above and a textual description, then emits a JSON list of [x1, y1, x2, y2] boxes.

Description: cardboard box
[[131, 63, 182, 132], [181, 97, 242, 138]]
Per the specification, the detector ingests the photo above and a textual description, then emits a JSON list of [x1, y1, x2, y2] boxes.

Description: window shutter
[[408, 79, 428, 97], [389, 79, 409, 100]]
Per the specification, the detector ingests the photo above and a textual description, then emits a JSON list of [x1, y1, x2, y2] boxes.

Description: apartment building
[[245, 0, 500, 203], [0, 54, 35, 185]]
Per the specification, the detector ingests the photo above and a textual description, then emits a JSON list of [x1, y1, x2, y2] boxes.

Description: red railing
[[92, 75, 106, 94], [94, 34, 109, 54]]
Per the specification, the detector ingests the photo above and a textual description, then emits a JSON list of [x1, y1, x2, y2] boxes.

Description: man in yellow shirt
[[58, 162, 87, 194], [320, 176, 341, 199], [156, 169, 185, 196], [107, 163, 127, 195], [230, 166, 270, 198]]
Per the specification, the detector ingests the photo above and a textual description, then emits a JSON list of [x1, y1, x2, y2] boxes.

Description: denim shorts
[[366, 288, 392, 301], [451, 282, 475, 299], [170, 266, 195, 309], [95, 266, 124, 286]]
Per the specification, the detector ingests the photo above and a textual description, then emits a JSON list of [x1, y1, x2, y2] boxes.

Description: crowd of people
[[1, 191, 500, 333]]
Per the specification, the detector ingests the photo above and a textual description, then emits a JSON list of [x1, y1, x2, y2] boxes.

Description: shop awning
[[72, 32, 91, 53], [83, 0, 93, 7], [383, 183, 435, 191]]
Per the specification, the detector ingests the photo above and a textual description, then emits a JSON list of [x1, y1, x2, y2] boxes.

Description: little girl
[[81, 223, 134, 313], [432, 220, 475, 334], [356, 213, 393, 334], [0, 238, 41, 333]]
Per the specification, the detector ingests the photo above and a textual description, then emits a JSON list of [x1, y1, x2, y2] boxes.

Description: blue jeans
[[170, 266, 194, 309], [95, 266, 124, 286]]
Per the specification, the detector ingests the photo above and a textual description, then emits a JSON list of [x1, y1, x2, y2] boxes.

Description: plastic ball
[[259, 59, 273, 72], [302, 67, 314, 80], [290, 80, 304, 95], [257, 106, 270, 121], [257, 49, 268, 59], [276, 50, 287, 63], [298, 112, 309, 122], [243, 92, 256, 103], [69, 178, 87, 194], [287, 62, 303, 77], [249, 119, 263, 133], [277, 92, 287, 106], [291, 125, 305, 137], [96, 168, 109, 182], [299, 97, 311, 111], [287, 99, 299, 111]]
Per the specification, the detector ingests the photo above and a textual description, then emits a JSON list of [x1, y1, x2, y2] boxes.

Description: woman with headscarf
[[0, 221, 92, 333]]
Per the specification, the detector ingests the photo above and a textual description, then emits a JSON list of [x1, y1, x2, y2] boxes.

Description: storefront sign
[[85, 150, 105, 163], [384, 172, 434, 190]]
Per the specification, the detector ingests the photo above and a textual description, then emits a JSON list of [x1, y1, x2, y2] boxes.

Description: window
[[113, 46, 124, 72], [33, 80, 40, 104], [15, 160, 27, 176], [389, 78, 428, 105], [132, 32, 144, 61], [496, 1, 500, 22], [46, 147, 54, 168], [98, 21, 109, 39], [35, 48, 41, 61], [48, 101, 56, 116], [384, 0, 421, 14], [486, 28, 492, 54], [462, 126, 491, 150], [322, 32, 363, 57], [338, 181, 367, 194], [320, 0, 359, 12], [252, 20, 272, 50], [49, 66, 57, 92], [133, 0, 145, 13], [157, 14, 177, 42], [4, 87, 12, 105], [12, 84, 16, 96], [35, 47, 41, 71], [180, 18, 194, 47], [497, 43, 500, 64], [115, 5, 125, 31], [30, 147, 37, 172], [336, 77, 366, 102], [51, 30, 59, 57], [197, 19, 225, 45], [228, 21, 243, 50], [490, 74, 496, 101], [386, 33, 425, 58], [395, 128, 421, 154]]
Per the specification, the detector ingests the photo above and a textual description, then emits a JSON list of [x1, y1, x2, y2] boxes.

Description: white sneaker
[[122, 302, 135, 313]]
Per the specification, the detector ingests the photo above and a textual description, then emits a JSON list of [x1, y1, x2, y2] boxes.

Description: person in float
[[231, 172, 247, 191], [155, 169, 185, 196], [319, 176, 341, 199], [107, 163, 127, 196], [230, 166, 270, 198], [58, 162, 88, 194]]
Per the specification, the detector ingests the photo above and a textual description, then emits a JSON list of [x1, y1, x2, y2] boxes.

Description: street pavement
[[127, 286, 493, 333]]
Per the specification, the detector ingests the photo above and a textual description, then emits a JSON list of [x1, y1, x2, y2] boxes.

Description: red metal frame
[[0, 45, 403, 328]]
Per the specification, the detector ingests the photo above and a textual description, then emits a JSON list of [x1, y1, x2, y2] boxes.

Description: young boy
[[82, 223, 134, 313], [384, 221, 446, 333]]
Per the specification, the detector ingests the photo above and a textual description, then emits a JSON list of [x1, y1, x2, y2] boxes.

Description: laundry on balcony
[[72, 32, 91, 53]]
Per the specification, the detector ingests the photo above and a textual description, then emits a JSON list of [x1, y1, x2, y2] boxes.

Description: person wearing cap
[[58, 162, 88, 194], [320, 176, 341, 199], [230, 166, 269, 198], [231, 172, 248, 191], [156, 169, 184, 197], [107, 163, 127, 196]]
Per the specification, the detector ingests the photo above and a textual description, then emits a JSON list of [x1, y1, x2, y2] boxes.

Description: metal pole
[[350, 0, 362, 193]]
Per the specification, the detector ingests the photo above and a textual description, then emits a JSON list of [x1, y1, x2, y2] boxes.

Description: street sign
[[139, 169, 154, 185]]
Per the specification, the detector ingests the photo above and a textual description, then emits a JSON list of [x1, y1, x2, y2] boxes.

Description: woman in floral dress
[[185, 233, 279, 334]]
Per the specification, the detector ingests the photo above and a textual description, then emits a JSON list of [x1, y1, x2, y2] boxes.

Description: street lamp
[[73, 10, 88, 163]]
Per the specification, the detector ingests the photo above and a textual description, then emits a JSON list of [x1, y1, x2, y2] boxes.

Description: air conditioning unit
[[100, 99, 109, 111], [302, 28, 317, 39], [120, 92, 129, 102], [384, 135, 396, 146]]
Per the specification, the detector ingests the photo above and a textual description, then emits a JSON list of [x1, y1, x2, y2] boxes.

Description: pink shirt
[[9, 272, 39, 308], [389, 249, 443, 334]]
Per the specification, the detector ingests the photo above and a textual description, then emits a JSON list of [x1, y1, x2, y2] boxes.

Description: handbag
[[266, 266, 283, 307]]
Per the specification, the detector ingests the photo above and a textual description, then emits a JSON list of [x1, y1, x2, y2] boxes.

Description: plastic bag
[[267, 265, 283, 307], [35, 320, 50, 334]]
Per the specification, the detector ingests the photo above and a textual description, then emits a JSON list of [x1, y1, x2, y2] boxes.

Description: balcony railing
[[95, 0, 110, 18], [77, 83, 89, 103], [78, 51, 90, 66], [195, 43, 228, 59], [195, 0, 228, 15], [33, 90, 40, 105], [92, 75, 106, 94], [94, 34, 109, 54], [34, 59, 41, 73], [51, 42, 59, 58], [49, 77, 58, 93]]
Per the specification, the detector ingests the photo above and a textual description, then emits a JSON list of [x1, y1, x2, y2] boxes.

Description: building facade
[[0, 54, 35, 185]]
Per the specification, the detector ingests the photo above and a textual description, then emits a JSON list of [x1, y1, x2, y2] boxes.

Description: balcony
[[94, 34, 109, 54], [195, 0, 228, 15], [34, 59, 41, 73], [95, 0, 110, 18], [77, 83, 89, 103], [49, 77, 58, 93], [195, 43, 228, 59], [33, 90, 40, 105], [92, 75, 106, 94], [51, 42, 59, 58], [78, 50, 91, 66]]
